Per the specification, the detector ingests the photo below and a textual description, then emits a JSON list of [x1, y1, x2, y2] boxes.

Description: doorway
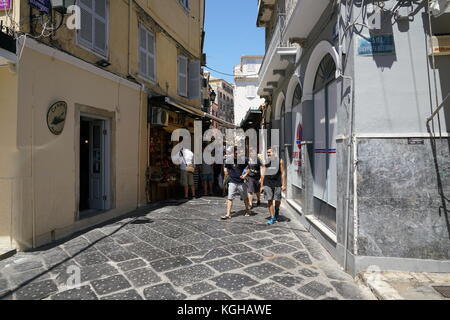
[[79, 115, 111, 218]]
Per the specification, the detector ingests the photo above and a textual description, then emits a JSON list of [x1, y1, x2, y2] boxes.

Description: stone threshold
[[359, 271, 450, 300]]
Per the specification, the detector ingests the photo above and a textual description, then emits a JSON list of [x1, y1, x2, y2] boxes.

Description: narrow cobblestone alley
[[0, 198, 374, 300]]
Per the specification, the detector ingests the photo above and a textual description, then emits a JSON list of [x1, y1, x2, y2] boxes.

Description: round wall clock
[[47, 101, 68, 135]]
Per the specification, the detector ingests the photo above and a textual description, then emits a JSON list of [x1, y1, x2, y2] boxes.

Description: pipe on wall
[[337, 0, 357, 272]]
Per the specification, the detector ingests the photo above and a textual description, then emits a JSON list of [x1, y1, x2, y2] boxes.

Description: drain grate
[[433, 286, 450, 298]]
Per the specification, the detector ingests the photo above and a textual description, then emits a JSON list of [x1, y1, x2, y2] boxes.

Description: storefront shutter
[[188, 60, 200, 99], [178, 55, 188, 97]]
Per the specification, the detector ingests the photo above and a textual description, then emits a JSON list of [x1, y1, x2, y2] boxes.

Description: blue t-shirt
[[225, 163, 248, 184]]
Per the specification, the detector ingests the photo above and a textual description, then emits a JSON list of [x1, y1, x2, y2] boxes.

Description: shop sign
[[357, 34, 395, 56], [29, 0, 51, 14], [47, 101, 68, 135], [0, 0, 11, 11]]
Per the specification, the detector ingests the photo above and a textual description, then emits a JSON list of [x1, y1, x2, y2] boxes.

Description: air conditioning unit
[[430, 35, 450, 56], [151, 108, 169, 127]]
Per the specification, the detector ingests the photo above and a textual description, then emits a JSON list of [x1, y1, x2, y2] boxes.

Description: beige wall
[[0, 44, 142, 250], [0, 67, 18, 249], [0, 0, 205, 249], [1, 0, 203, 109]]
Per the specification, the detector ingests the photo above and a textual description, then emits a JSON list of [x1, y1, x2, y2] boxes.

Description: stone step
[[0, 247, 16, 262]]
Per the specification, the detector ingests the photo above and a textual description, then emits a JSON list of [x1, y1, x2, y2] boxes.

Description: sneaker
[[267, 217, 276, 225]]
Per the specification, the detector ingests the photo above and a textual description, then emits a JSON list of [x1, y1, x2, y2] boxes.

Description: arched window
[[292, 84, 302, 107], [313, 54, 336, 91]]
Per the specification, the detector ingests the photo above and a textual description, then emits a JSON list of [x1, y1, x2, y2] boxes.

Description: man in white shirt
[[175, 147, 196, 199]]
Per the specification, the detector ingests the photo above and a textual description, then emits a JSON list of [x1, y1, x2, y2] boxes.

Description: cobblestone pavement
[[0, 197, 375, 300]]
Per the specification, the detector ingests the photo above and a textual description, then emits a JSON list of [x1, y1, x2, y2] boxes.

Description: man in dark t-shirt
[[221, 149, 251, 220], [260, 147, 287, 225], [247, 148, 262, 208]]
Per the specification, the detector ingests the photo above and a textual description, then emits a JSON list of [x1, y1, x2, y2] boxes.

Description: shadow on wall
[[354, 9, 398, 69], [436, 57, 450, 134]]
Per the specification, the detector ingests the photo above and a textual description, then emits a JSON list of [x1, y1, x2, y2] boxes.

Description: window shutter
[[246, 85, 256, 98], [178, 55, 188, 97], [147, 31, 155, 81], [79, 1, 93, 45], [188, 60, 200, 99], [93, 0, 107, 53], [139, 26, 147, 76]]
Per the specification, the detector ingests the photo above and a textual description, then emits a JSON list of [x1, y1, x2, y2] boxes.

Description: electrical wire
[[205, 65, 259, 77]]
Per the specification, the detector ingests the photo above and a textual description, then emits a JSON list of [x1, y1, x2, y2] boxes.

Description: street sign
[[357, 34, 396, 56], [29, 0, 51, 14], [0, 0, 11, 11]]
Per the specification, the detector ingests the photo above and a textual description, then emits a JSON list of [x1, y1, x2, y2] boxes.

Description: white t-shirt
[[177, 148, 194, 171]]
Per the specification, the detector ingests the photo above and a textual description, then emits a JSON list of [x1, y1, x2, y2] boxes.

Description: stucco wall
[[353, 2, 449, 134], [1, 0, 203, 109], [0, 67, 18, 249], [234, 81, 265, 126], [9, 45, 141, 249]]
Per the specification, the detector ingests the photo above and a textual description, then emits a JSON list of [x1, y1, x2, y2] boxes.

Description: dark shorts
[[247, 176, 260, 194], [202, 174, 214, 182]]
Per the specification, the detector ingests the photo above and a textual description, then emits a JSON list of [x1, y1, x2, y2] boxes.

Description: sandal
[[221, 215, 232, 220]]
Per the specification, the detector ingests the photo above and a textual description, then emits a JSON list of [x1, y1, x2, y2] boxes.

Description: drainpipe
[[128, 0, 133, 77], [338, 73, 354, 272], [337, 0, 356, 272], [137, 83, 145, 208], [32, 102, 36, 249]]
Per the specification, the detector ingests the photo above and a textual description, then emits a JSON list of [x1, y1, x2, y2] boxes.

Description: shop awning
[[152, 96, 236, 129], [240, 108, 263, 129]]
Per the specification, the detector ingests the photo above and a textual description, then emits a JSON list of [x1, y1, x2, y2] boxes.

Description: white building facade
[[257, 0, 450, 275], [234, 56, 265, 126]]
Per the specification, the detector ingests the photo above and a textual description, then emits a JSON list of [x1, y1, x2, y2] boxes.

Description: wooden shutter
[[246, 85, 256, 98], [147, 31, 155, 81], [93, 0, 107, 54], [178, 55, 188, 97], [139, 26, 148, 77], [188, 60, 200, 99], [79, 0, 93, 46]]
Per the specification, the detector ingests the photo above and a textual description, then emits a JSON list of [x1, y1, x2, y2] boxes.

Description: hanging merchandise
[[430, 0, 450, 17]]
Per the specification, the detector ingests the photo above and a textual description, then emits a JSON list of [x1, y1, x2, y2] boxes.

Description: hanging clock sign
[[47, 101, 68, 135]]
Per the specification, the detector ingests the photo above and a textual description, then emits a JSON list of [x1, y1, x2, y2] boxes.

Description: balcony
[[257, 16, 297, 96], [282, 0, 330, 42], [257, 0, 277, 27]]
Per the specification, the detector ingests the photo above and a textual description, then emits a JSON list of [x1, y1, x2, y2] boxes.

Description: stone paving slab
[[360, 271, 450, 300], [0, 197, 374, 300]]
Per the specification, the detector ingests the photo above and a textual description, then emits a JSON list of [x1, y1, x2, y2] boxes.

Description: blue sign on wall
[[357, 34, 396, 56], [29, 0, 51, 14]]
